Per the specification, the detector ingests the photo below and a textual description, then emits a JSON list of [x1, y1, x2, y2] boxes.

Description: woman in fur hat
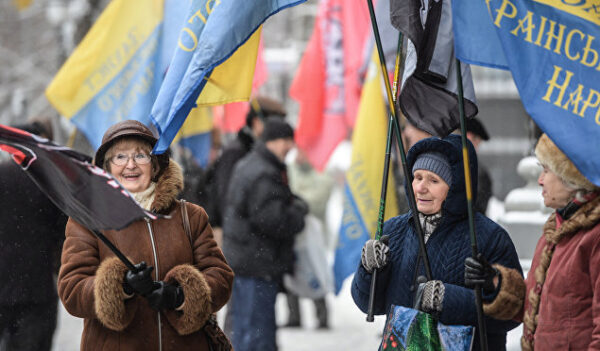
[[352, 135, 523, 351], [466, 133, 600, 350], [57, 120, 233, 351]]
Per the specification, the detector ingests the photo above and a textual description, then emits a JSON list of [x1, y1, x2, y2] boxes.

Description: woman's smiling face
[[105, 139, 154, 193], [412, 169, 450, 215]]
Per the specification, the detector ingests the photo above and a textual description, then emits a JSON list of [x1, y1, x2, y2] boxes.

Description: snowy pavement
[[51, 275, 523, 350]]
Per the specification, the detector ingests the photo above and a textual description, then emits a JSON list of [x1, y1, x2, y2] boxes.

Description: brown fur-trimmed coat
[[57, 161, 234, 351], [484, 195, 600, 350]]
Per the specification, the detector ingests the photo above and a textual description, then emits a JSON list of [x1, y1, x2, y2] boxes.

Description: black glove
[[360, 235, 390, 273], [292, 195, 309, 215], [146, 281, 185, 311], [123, 262, 155, 296], [464, 253, 499, 294]]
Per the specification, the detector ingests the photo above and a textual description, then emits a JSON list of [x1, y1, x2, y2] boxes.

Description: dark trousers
[[231, 276, 279, 351], [0, 299, 57, 351], [286, 293, 328, 328]]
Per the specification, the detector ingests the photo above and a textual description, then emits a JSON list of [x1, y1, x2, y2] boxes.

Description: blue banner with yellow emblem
[[452, 0, 600, 186]]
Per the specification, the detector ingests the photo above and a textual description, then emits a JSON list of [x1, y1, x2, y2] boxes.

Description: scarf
[[132, 182, 156, 211], [418, 212, 442, 243]]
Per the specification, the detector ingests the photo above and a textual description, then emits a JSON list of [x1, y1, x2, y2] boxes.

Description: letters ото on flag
[[333, 49, 398, 293], [0, 124, 159, 232], [390, 0, 477, 137], [150, 0, 306, 155], [452, 0, 600, 187], [290, 0, 371, 171]]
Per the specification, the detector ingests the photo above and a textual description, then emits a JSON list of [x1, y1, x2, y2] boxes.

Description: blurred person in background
[[465, 133, 600, 350], [210, 96, 287, 230], [463, 117, 493, 214], [0, 120, 68, 351], [353, 135, 522, 351], [402, 120, 432, 152], [179, 127, 224, 246], [284, 148, 335, 329], [222, 118, 308, 351], [211, 96, 286, 337], [57, 120, 233, 350]]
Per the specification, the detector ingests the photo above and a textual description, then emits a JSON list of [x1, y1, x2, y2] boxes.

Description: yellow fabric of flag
[[13, 0, 33, 10], [172, 106, 212, 144], [45, 0, 164, 119], [197, 27, 261, 106], [347, 49, 398, 232], [333, 48, 398, 292]]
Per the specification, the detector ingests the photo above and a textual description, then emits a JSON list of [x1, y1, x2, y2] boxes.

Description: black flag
[[0, 124, 161, 232], [390, 0, 478, 137]]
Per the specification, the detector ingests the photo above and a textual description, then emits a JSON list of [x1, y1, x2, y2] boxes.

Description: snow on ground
[[52, 271, 525, 350]]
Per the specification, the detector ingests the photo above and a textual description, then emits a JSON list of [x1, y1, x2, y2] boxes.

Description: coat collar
[[151, 159, 184, 214], [545, 194, 600, 244]]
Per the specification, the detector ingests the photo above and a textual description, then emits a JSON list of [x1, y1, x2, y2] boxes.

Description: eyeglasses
[[110, 152, 152, 166]]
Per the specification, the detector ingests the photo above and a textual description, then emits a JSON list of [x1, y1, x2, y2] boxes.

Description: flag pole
[[455, 58, 488, 351], [365, 0, 433, 322], [93, 229, 137, 271]]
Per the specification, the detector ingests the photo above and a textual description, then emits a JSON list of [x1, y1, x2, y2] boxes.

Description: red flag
[[290, 0, 371, 171], [215, 36, 268, 133]]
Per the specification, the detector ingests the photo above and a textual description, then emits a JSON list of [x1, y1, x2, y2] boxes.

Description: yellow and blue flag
[[452, 0, 600, 186], [333, 50, 398, 293], [150, 0, 306, 154], [46, 0, 184, 148], [173, 106, 213, 167]]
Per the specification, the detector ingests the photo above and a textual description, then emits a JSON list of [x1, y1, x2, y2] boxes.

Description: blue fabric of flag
[[150, 0, 306, 154], [179, 133, 211, 167], [333, 183, 370, 293], [452, 0, 600, 186]]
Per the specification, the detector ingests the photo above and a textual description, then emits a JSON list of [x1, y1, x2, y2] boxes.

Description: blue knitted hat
[[412, 151, 452, 186]]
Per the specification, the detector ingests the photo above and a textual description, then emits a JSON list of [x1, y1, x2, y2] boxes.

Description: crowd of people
[[1, 98, 599, 351]]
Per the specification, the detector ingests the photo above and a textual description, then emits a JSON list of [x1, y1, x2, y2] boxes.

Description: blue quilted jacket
[[351, 135, 522, 351]]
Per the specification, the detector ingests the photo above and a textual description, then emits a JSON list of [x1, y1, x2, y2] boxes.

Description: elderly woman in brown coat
[[57, 120, 234, 351]]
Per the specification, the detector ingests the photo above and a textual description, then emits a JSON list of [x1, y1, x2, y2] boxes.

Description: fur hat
[[412, 151, 453, 186], [535, 133, 596, 191], [260, 117, 294, 142]]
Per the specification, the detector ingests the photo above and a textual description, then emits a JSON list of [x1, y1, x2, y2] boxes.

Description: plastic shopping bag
[[283, 215, 334, 299], [380, 305, 474, 351]]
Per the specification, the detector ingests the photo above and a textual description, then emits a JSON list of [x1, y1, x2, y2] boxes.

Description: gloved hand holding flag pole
[[363, 0, 433, 322]]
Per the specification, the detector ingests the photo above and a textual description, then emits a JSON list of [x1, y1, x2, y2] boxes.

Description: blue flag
[[150, 0, 306, 154], [452, 0, 600, 186]]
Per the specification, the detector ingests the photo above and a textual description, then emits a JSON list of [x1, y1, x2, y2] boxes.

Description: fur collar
[[151, 159, 183, 214], [545, 195, 600, 244]]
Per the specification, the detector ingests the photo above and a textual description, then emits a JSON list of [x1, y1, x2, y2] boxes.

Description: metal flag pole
[[455, 58, 488, 351], [93, 229, 137, 271], [365, 0, 433, 321]]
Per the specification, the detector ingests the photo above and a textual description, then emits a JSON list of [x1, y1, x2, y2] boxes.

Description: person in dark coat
[[464, 117, 493, 214], [466, 133, 600, 350], [0, 121, 68, 351], [209, 96, 287, 229], [222, 118, 308, 351], [352, 134, 523, 351]]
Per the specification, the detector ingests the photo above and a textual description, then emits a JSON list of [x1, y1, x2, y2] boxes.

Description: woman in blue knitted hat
[[351, 134, 523, 351]]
